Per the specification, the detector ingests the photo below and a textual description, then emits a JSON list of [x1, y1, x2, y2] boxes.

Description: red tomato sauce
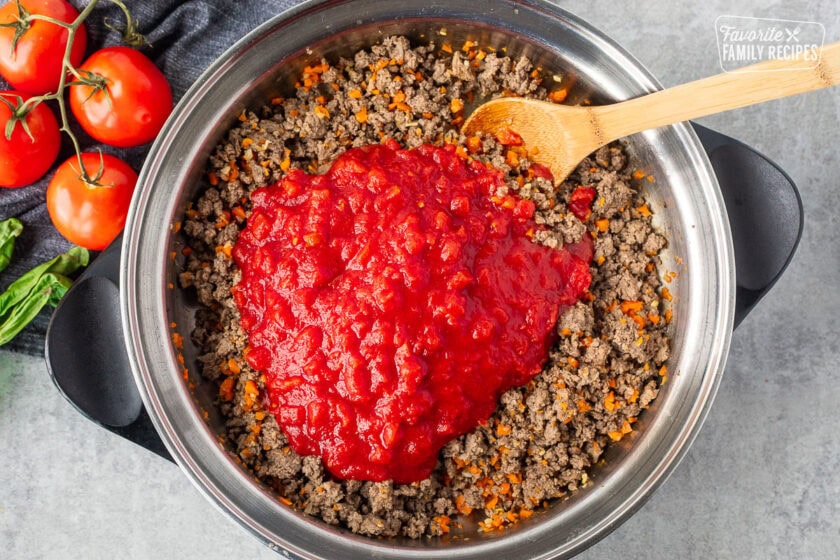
[[233, 140, 592, 483]]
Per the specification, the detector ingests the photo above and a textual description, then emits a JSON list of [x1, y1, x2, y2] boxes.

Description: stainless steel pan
[[46, 1, 803, 558]]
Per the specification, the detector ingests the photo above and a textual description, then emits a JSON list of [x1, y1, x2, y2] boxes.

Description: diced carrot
[[215, 210, 230, 229], [215, 244, 232, 258], [279, 148, 291, 172], [219, 377, 234, 402], [243, 379, 259, 409], [466, 135, 483, 154], [620, 300, 644, 314], [505, 149, 520, 168], [227, 160, 239, 182], [231, 206, 246, 220], [595, 218, 609, 232], [631, 314, 646, 329], [227, 358, 241, 374], [548, 89, 568, 103], [455, 495, 473, 515], [303, 62, 329, 75]]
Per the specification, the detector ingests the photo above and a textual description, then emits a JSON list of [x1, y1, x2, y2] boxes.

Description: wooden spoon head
[[462, 97, 603, 183]]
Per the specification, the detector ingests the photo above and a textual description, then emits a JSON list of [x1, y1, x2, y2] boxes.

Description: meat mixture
[[178, 35, 671, 538]]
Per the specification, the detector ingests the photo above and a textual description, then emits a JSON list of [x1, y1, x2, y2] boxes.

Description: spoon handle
[[595, 41, 840, 141]]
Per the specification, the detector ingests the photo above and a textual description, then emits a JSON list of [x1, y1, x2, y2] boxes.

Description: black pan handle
[[692, 123, 804, 329], [45, 236, 173, 462], [44, 125, 803, 459]]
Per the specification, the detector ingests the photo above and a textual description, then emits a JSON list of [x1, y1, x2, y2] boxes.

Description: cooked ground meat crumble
[[179, 35, 671, 538]]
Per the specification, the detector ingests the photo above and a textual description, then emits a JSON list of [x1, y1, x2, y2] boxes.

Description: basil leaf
[[0, 246, 88, 320], [0, 273, 72, 346], [0, 217, 23, 273]]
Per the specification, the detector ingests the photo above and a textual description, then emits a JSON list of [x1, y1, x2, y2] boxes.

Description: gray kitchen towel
[[0, 0, 300, 355]]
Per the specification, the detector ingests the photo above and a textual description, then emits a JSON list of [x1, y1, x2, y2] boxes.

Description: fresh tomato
[[69, 46, 172, 148], [0, 90, 60, 187], [0, 0, 87, 94], [46, 153, 138, 250]]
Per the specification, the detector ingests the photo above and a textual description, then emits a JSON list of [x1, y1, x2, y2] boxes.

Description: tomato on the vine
[[46, 153, 137, 250], [0, 0, 87, 94], [69, 46, 172, 148], [0, 90, 60, 188]]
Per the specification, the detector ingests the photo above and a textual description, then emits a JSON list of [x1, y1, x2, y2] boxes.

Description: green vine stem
[[5, 0, 145, 185]]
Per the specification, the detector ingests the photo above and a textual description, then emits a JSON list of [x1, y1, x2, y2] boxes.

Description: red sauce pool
[[233, 140, 592, 483]]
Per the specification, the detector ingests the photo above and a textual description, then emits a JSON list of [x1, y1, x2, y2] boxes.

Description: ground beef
[[178, 35, 671, 538]]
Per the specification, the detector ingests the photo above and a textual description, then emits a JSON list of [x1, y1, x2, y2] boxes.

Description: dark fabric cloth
[[0, 0, 300, 355]]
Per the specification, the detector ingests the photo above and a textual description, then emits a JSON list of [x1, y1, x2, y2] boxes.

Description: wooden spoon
[[463, 41, 840, 183]]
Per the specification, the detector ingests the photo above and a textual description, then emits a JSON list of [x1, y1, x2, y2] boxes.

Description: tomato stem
[[0, 1, 31, 55], [25, 13, 74, 30], [104, 0, 148, 48], [55, 0, 102, 181], [0, 92, 35, 142]]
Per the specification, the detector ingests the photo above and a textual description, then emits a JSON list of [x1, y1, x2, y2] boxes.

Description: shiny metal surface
[[121, 0, 735, 558]]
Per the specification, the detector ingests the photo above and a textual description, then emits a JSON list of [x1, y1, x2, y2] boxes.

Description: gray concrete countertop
[[2, 1, 839, 558]]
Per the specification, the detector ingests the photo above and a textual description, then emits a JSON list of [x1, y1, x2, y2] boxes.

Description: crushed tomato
[[233, 140, 592, 483]]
